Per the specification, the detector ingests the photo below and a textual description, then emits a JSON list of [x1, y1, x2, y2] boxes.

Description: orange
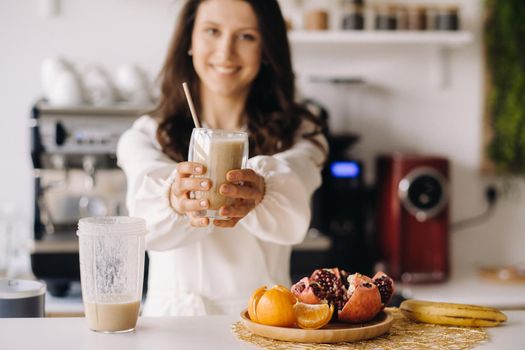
[[248, 286, 266, 322], [252, 285, 297, 327], [272, 284, 293, 295], [293, 302, 334, 329]]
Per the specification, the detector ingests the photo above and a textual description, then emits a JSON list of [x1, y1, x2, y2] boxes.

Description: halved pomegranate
[[338, 276, 382, 323], [291, 268, 394, 323]]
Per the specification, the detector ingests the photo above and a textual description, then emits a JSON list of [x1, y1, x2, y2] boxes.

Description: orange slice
[[294, 302, 334, 329]]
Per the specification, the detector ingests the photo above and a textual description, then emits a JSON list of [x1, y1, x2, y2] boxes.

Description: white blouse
[[117, 115, 327, 316]]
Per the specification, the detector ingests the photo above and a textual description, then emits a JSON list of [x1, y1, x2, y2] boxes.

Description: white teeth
[[212, 65, 237, 74]]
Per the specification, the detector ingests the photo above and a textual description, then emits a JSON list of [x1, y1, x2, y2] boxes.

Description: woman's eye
[[205, 28, 219, 36], [239, 33, 256, 41]]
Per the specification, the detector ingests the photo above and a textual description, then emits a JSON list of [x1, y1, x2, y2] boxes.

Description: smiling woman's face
[[190, 0, 263, 99]]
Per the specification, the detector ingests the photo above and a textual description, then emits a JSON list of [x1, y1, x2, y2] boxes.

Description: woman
[[117, 0, 327, 316]]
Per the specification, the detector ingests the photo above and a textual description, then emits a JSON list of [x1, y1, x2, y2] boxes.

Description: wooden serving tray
[[240, 309, 393, 343]]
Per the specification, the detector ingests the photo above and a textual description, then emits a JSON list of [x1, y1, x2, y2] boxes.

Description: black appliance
[[290, 99, 372, 280], [310, 134, 373, 275]]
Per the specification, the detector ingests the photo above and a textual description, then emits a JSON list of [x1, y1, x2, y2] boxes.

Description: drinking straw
[[182, 82, 201, 128]]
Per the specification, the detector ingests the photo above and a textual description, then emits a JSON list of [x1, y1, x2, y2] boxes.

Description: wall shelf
[[288, 31, 474, 88], [289, 30, 473, 47]]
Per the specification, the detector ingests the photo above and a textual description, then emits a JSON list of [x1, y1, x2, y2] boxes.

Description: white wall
[[0, 0, 523, 277], [0, 0, 178, 213]]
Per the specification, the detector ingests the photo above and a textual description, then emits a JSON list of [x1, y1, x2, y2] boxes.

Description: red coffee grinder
[[376, 154, 450, 283]]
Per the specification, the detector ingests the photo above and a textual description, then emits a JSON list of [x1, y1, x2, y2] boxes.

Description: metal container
[[0, 279, 46, 317]]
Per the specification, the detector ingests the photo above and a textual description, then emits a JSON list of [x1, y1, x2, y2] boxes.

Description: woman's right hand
[[169, 162, 210, 227]]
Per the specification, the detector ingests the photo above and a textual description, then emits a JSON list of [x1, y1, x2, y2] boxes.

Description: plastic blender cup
[[77, 216, 146, 333]]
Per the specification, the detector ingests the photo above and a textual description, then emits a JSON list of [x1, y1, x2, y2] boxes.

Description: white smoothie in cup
[[77, 216, 146, 333], [188, 128, 249, 220]]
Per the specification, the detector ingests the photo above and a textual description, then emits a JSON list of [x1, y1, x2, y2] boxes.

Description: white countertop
[[400, 273, 525, 310], [0, 312, 524, 349]]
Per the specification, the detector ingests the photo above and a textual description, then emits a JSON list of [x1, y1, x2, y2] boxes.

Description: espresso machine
[[30, 101, 147, 296]]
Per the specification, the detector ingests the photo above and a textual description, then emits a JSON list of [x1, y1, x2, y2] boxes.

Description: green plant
[[484, 0, 525, 173]]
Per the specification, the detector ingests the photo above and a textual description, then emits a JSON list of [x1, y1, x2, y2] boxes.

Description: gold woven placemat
[[231, 308, 488, 350]]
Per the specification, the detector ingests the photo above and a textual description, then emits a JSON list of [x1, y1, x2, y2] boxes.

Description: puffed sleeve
[[238, 119, 328, 245], [117, 116, 212, 251]]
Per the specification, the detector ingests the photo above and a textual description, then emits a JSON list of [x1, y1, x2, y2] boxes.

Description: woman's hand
[[169, 162, 211, 227], [214, 169, 266, 228]]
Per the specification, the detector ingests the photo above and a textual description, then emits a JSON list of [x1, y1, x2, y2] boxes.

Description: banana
[[400, 299, 507, 327]]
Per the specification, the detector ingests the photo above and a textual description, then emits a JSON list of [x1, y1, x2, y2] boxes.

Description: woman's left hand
[[214, 169, 265, 228]]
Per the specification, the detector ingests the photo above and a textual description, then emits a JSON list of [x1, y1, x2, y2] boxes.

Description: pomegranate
[[291, 268, 394, 323], [372, 271, 395, 308]]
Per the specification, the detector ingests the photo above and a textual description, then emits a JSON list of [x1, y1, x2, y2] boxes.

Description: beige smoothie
[[190, 129, 248, 218], [84, 300, 140, 333]]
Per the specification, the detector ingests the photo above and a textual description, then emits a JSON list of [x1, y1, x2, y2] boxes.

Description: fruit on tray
[[400, 299, 507, 327], [249, 285, 297, 327], [247, 284, 335, 329], [291, 268, 394, 323], [293, 302, 334, 329], [247, 268, 394, 328]]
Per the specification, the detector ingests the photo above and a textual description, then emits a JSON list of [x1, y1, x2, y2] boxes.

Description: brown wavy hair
[[153, 0, 325, 162]]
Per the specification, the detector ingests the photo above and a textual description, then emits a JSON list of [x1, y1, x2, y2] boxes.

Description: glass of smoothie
[[77, 216, 146, 333], [188, 128, 249, 220]]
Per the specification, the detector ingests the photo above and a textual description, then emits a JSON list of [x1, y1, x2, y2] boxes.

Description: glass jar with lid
[[395, 5, 409, 30], [435, 5, 460, 30], [342, 0, 365, 30], [374, 4, 397, 30], [304, 8, 329, 30], [407, 5, 427, 31]]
